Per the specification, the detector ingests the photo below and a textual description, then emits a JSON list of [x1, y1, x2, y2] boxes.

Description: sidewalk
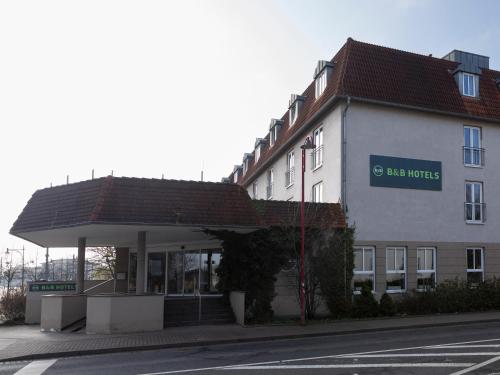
[[0, 311, 499, 362]]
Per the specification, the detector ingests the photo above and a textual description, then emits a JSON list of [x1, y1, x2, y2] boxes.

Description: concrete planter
[[86, 294, 164, 334]]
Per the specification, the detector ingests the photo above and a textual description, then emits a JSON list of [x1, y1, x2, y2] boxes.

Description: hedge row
[[351, 279, 500, 319]]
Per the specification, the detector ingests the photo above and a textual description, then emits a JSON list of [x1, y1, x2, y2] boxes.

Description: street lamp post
[[300, 136, 315, 325], [6, 246, 25, 292]]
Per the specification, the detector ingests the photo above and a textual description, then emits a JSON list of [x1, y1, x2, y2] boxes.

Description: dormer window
[[242, 153, 253, 175], [442, 50, 487, 99], [233, 165, 242, 183], [314, 60, 334, 99], [315, 70, 327, 98], [254, 138, 266, 163], [463, 73, 477, 97], [289, 103, 298, 125], [269, 119, 283, 147], [288, 94, 305, 126]]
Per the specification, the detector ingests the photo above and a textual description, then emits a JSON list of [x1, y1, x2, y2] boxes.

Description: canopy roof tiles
[[10, 176, 345, 236]]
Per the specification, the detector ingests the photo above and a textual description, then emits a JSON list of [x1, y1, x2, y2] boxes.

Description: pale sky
[[1, 0, 499, 265]]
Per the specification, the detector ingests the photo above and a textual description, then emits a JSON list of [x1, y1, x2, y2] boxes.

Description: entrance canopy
[[10, 176, 345, 248]]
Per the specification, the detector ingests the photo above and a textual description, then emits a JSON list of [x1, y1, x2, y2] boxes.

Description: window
[[417, 247, 436, 291], [270, 127, 277, 147], [286, 151, 295, 187], [312, 182, 323, 203], [255, 145, 261, 163], [465, 182, 484, 223], [266, 169, 274, 199], [386, 247, 406, 292], [252, 182, 258, 199], [312, 127, 324, 169], [353, 247, 375, 293], [463, 126, 483, 166], [315, 69, 327, 98], [233, 170, 239, 183], [463, 73, 476, 97], [289, 102, 298, 126], [243, 160, 248, 175], [466, 248, 484, 285]]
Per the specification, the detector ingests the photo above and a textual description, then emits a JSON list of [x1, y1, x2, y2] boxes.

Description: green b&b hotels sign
[[370, 155, 442, 191]]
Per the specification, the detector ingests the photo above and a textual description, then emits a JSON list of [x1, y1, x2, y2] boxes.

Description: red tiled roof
[[236, 38, 500, 186], [252, 200, 345, 229], [10, 177, 345, 234]]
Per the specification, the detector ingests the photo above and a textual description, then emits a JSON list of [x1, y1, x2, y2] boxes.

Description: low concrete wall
[[86, 294, 164, 334], [25, 280, 111, 324], [40, 295, 86, 332], [229, 291, 245, 326]]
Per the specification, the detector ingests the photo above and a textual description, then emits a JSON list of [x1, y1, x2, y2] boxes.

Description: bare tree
[[88, 247, 116, 279], [2, 264, 19, 297]]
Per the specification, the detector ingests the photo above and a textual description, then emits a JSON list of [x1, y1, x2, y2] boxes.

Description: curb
[[2, 317, 500, 363]]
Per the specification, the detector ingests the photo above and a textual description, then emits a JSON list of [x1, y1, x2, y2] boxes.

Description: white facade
[[247, 105, 343, 203], [346, 103, 500, 243]]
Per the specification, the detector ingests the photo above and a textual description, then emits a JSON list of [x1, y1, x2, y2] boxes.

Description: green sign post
[[370, 155, 442, 191]]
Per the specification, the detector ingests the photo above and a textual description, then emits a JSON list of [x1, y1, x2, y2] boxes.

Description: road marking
[[449, 355, 500, 375], [138, 337, 500, 375], [342, 352, 500, 358], [13, 359, 58, 375], [220, 363, 475, 369], [428, 345, 500, 349]]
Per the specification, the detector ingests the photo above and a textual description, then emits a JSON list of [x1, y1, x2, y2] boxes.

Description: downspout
[[341, 96, 351, 216]]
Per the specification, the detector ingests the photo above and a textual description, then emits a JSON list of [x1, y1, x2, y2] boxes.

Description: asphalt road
[[3, 321, 500, 375]]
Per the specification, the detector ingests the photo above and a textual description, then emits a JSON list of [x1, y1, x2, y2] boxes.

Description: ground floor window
[[386, 247, 406, 292], [466, 248, 484, 285], [417, 247, 436, 291], [353, 247, 375, 293]]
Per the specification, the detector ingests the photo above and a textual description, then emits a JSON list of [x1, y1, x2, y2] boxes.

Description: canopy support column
[[136, 231, 146, 294], [76, 237, 86, 294]]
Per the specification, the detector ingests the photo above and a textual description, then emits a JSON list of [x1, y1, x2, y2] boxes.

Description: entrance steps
[[61, 317, 86, 333], [164, 296, 235, 327]]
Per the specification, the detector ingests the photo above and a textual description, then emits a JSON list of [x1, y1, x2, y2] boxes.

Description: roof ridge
[[339, 37, 354, 96]]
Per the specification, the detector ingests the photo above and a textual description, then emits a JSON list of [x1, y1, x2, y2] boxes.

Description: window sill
[[353, 290, 376, 295], [312, 164, 323, 172], [464, 163, 483, 168], [416, 288, 435, 293], [466, 221, 485, 225], [385, 289, 406, 294]]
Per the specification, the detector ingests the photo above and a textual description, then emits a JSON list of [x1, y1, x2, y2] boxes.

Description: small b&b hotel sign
[[370, 155, 442, 191]]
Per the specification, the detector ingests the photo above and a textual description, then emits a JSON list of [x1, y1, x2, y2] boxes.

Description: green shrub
[[352, 285, 378, 318], [379, 293, 396, 316], [395, 278, 500, 316], [316, 228, 355, 319]]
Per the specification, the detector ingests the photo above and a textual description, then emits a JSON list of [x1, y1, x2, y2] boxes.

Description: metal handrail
[[463, 146, 485, 166], [83, 278, 115, 293], [311, 146, 324, 169]]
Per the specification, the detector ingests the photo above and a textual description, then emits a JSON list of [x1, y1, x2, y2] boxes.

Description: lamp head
[[301, 136, 315, 150]]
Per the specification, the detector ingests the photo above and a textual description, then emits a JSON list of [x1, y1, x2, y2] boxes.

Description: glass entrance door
[[201, 251, 221, 294], [165, 249, 221, 296], [147, 252, 166, 294]]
